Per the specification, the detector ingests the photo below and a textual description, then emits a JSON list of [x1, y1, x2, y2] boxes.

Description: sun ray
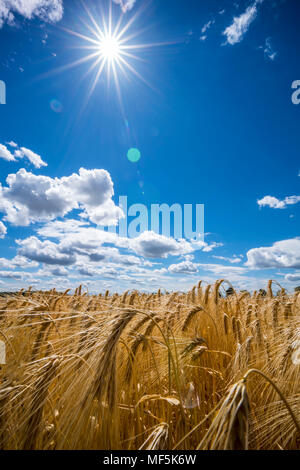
[[77, 17, 102, 43], [60, 26, 100, 46], [120, 40, 180, 50], [37, 50, 101, 81], [115, 1, 149, 41], [87, 57, 107, 100], [111, 10, 125, 39], [81, 1, 105, 39], [108, 0, 112, 37], [118, 50, 147, 63], [117, 55, 156, 90]]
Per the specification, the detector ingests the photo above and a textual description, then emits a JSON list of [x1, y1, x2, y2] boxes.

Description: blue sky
[[0, 0, 299, 293]]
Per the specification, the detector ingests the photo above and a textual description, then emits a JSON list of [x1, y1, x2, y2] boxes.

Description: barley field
[[0, 280, 299, 450]]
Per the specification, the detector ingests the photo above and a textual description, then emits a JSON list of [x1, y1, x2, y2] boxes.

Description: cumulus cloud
[[0, 255, 38, 269], [168, 260, 198, 274], [15, 224, 219, 272], [257, 195, 300, 209], [0, 167, 123, 226], [0, 221, 6, 239], [17, 236, 76, 266], [113, 0, 136, 13], [0, 270, 29, 280], [37, 221, 222, 262], [223, 0, 263, 45], [56, 228, 192, 261], [285, 273, 300, 283], [246, 238, 300, 269], [130, 231, 193, 258], [76, 266, 97, 277], [77, 265, 118, 278], [36, 266, 69, 277], [0, 0, 63, 28], [48, 266, 68, 276], [14, 229, 141, 268], [37, 219, 90, 238]]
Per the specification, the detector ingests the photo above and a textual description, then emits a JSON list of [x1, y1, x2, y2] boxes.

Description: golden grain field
[[0, 280, 299, 450]]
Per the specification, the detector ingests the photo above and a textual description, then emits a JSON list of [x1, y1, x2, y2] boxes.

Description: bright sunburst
[[62, 1, 171, 102], [99, 35, 121, 61]]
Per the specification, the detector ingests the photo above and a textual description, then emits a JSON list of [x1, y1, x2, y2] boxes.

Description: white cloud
[[76, 265, 118, 279], [213, 255, 242, 264], [0, 221, 6, 238], [263, 37, 277, 61], [201, 241, 223, 252], [0, 0, 63, 28], [0, 270, 29, 280], [6, 141, 18, 147], [130, 231, 193, 258], [223, 0, 263, 45], [50, 266, 68, 276], [197, 263, 247, 276], [182, 254, 194, 262], [191, 240, 223, 252], [56, 228, 195, 260], [168, 260, 198, 274], [37, 219, 90, 238], [15, 228, 142, 268], [15, 147, 47, 169], [257, 195, 300, 209], [112, 0, 136, 14], [80, 199, 124, 226], [246, 238, 300, 269], [0, 167, 123, 226], [0, 255, 38, 269], [0, 143, 15, 162], [285, 273, 300, 283], [17, 236, 76, 266], [38, 220, 222, 261], [2, 141, 47, 168], [201, 19, 215, 34], [15, 223, 222, 273], [37, 266, 68, 277], [76, 266, 98, 277]]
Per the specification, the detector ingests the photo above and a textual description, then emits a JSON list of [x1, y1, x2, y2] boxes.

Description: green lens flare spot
[[127, 148, 141, 163]]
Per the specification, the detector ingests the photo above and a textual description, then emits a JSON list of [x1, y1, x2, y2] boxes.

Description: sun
[[60, 0, 175, 102], [61, 1, 150, 98], [98, 34, 121, 61], [56, 0, 177, 110]]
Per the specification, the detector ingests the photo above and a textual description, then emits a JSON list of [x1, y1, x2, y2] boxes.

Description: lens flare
[[127, 147, 141, 163], [50, 99, 63, 113]]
